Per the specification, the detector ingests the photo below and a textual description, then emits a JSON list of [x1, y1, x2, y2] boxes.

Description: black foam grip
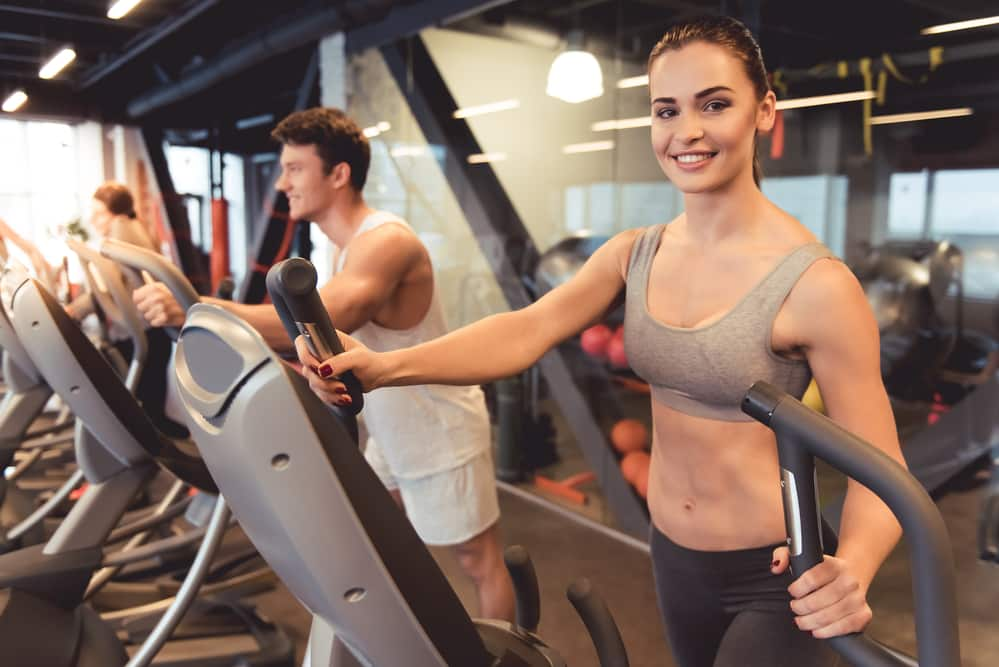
[[503, 545, 540, 632], [567, 578, 629, 667], [266, 258, 363, 415]]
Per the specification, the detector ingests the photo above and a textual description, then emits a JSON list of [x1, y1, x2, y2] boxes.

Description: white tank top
[[334, 211, 490, 479]]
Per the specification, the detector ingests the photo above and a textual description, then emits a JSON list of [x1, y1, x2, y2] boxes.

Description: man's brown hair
[[271, 107, 371, 191]]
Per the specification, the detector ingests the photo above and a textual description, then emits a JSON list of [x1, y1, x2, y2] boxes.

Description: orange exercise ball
[[610, 419, 648, 454], [633, 463, 650, 499], [620, 450, 650, 484]]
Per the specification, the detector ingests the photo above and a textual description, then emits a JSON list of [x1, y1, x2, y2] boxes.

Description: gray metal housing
[[173, 304, 494, 667]]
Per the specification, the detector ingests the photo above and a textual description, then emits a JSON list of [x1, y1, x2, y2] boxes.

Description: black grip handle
[[265, 258, 363, 415], [776, 432, 825, 577], [567, 578, 629, 667], [215, 276, 235, 301], [503, 545, 540, 633]]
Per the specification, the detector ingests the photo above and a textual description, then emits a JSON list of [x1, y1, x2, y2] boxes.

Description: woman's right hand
[[294, 332, 387, 408]]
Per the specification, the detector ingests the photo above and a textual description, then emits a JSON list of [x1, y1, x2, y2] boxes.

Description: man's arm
[[133, 224, 422, 352]]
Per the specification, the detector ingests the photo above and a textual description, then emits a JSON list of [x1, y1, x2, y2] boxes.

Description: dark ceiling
[[3, 0, 999, 151]]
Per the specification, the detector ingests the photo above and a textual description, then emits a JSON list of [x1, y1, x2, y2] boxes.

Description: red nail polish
[[334, 386, 347, 394], [772, 560, 779, 567], [342, 396, 352, 405], [309, 365, 318, 374], [318, 364, 333, 378]]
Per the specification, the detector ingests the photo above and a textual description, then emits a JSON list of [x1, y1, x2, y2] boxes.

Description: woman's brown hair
[[93, 181, 136, 218]]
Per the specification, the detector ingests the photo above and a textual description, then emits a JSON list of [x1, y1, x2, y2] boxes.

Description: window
[[0, 119, 79, 265], [887, 168, 999, 299]]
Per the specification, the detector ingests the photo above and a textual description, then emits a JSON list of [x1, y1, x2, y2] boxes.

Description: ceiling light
[[921, 15, 999, 35], [467, 152, 507, 164], [592, 116, 651, 132], [363, 121, 392, 138], [453, 99, 520, 119], [870, 108, 973, 125], [617, 75, 649, 89], [39, 48, 76, 80], [562, 140, 614, 154], [547, 30, 603, 104], [775, 90, 875, 110], [107, 0, 145, 20], [2, 90, 27, 113], [361, 120, 392, 139], [390, 145, 425, 158]]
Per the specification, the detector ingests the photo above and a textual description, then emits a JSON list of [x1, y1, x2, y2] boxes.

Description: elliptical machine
[[169, 257, 631, 666]]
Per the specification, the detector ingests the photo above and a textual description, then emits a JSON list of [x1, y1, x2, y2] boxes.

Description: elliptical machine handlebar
[[743, 381, 960, 667], [567, 578, 630, 667], [101, 239, 201, 312], [265, 258, 364, 415]]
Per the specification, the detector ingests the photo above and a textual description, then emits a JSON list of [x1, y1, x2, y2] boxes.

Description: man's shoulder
[[354, 213, 420, 249]]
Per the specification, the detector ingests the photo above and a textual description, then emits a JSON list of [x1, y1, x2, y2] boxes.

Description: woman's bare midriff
[[647, 399, 789, 551]]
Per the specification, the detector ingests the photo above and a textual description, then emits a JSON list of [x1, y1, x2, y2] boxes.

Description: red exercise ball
[[620, 450, 650, 484], [580, 324, 613, 358], [610, 419, 648, 454], [607, 335, 628, 368]]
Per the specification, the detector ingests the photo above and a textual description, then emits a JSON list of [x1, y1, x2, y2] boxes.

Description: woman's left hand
[[771, 546, 873, 638]]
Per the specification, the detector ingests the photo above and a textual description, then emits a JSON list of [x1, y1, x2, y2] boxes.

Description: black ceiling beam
[[125, 2, 364, 117], [345, 0, 514, 53], [0, 53, 42, 64], [782, 36, 999, 82], [0, 4, 141, 28], [126, 0, 509, 118], [78, 0, 221, 90], [895, 0, 966, 22], [0, 31, 54, 45], [546, 0, 614, 18], [0, 14, 127, 47]]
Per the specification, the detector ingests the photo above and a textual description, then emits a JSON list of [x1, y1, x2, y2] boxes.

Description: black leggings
[[650, 526, 840, 667]]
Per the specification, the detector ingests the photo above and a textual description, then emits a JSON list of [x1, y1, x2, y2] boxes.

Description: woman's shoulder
[[111, 217, 159, 252], [603, 224, 666, 278]]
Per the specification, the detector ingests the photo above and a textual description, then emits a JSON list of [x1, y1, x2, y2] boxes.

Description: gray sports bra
[[623, 224, 835, 422]]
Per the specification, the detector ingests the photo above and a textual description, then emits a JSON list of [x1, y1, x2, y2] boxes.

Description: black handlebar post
[[503, 545, 541, 633], [743, 381, 959, 667], [567, 578, 630, 667], [265, 258, 363, 415]]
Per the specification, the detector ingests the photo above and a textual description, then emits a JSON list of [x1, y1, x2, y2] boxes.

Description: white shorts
[[364, 438, 500, 547]]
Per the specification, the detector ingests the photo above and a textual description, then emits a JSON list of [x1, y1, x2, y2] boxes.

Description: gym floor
[[254, 460, 999, 666]]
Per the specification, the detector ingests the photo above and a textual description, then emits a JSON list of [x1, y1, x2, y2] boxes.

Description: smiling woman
[[324, 14, 907, 667]]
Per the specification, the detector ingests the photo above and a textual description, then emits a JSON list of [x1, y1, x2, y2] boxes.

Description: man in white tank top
[[133, 107, 515, 622]]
